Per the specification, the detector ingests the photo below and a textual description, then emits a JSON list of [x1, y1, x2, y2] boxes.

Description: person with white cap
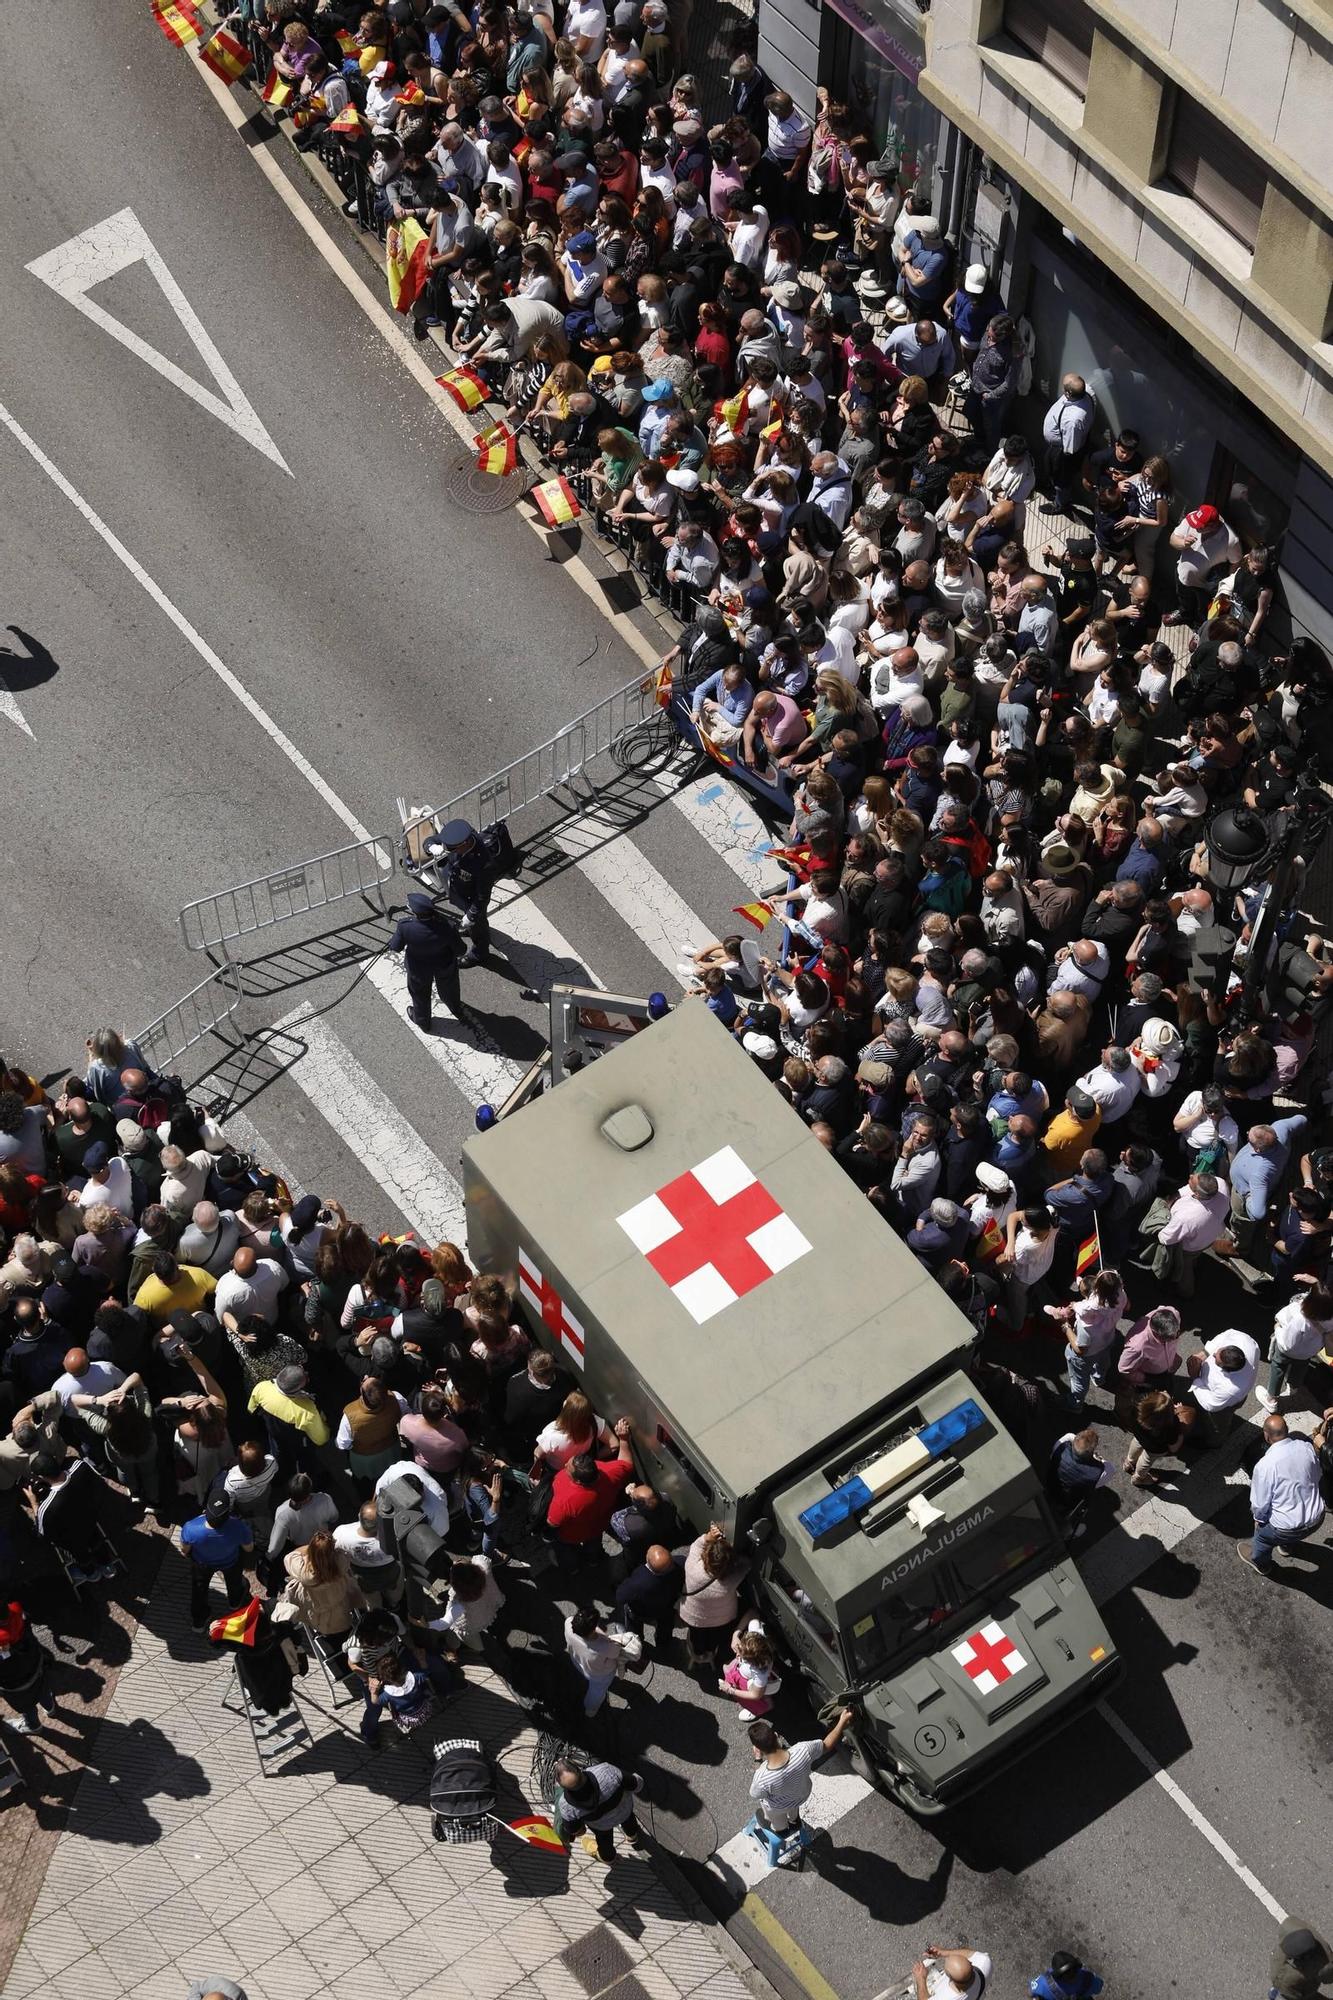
[[944, 261, 1002, 361]]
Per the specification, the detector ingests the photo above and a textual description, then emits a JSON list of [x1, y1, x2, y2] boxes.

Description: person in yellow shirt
[[133, 1253, 218, 1325], [248, 1365, 331, 1477], [1040, 1086, 1102, 1180]]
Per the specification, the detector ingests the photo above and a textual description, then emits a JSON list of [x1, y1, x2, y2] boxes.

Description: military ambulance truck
[[464, 1002, 1119, 1813]]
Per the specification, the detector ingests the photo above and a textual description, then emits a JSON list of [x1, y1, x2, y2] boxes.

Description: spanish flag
[[399, 83, 426, 105], [533, 476, 581, 527], [976, 1215, 1005, 1263], [733, 903, 772, 931], [716, 387, 750, 434], [1075, 1228, 1101, 1278], [515, 84, 539, 120], [507, 1814, 566, 1851], [764, 841, 813, 876], [698, 728, 735, 769], [335, 26, 360, 54], [760, 400, 787, 441], [261, 68, 293, 108], [198, 26, 252, 83], [386, 218, 430, 314], [475, 425, 518, 476], [328, 102, 363, 137], [152, 0, 201, 48], [436, 366, 488, 412], [651, 660, 673, 708], [209, 1599, 262, 1648]]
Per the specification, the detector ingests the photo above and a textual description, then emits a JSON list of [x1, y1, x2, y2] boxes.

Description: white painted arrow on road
[[0, 668, 33, 738], [26, 207, 291, 474]]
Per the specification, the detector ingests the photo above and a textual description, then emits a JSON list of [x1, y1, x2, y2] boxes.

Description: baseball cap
[[673, 117, 702, 140], [743, 586, 772, 609], [963, 261, 988, 294], [857, 1060, 891, 1088], [770, 280, 803, 308], [641, 378, 675, 402], [666, 467, 699, 491], [369, 59, 395, 80], [407, 891, 445, 919], [116, 1117, 150, 1154], [588, 354, 614, 375], [205, 1494, 233, 1527], [568, 229, 598, 256], [741, 1032, 779, 1061], [975, 1162, 1011, 1193], [1068, 1087, 1097, 1116], [41, 1283, 74, 1322], [289, 1194, 322, 1234], [82, 1141, 110, 1172], [1186, 504, 1220, 530]]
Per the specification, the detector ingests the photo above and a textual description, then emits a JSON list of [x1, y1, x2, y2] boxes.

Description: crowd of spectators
[[2, 9, 1333, 1976]]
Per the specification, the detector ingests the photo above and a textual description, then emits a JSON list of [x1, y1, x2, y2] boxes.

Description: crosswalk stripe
[[366, 953, 526, 1105], [655, 768, 787, 903], [553, 810, 715, 984], [274, 1001, 466, 1243]]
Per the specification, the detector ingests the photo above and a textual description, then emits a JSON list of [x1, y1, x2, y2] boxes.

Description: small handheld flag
[[386, 218, 430, 314], [716, 387, 751, 434], [652, 661, 673, 708], [503, 1814, 566, 1851], [697, 728, 735, 769], [261, 68, 293, 108], [1075, 1226, 1101, 1278], [733, 903, 772, 931], [398, 83, 426, 105], [533, 476, 581, 527], [328, 102, 363, 137], [151, 0, 201, 48], [334, 27, 360, 54], [209, 1599, 262, 1647], [474, 424, 518, 476], [436, 366, 488, 412], [198, 26, 252, 83]]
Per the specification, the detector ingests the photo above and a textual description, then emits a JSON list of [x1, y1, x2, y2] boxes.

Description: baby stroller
[[430, 1737, 497, 1844]]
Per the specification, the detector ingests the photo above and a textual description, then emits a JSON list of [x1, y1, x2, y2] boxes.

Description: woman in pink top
[[399, 1385, 470, 1479]]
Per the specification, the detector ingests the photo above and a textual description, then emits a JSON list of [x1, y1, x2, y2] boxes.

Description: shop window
[[1003, 0, 1095, 97], [1165, 94, 1266, 253]]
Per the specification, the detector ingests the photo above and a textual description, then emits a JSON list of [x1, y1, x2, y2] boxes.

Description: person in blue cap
[[387, 893, 470, 1032], [1029, 1949, 1103, 1998], [424, 820, 494, 966]]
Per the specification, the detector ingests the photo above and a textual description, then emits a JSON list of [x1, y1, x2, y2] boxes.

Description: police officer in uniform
[[388, 893, 470, 1032], [425, 819, 495, 966]]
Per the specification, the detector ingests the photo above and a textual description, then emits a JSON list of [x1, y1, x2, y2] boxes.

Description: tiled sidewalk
[[3, 1552, 761, 2000]]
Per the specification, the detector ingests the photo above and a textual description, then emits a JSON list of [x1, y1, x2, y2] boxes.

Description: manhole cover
[[560, 1923, 636, 1993], [445, 453, 531, 512]]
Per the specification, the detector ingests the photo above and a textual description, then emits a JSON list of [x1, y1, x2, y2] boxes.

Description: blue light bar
[[797, 1399, 988, 1542]]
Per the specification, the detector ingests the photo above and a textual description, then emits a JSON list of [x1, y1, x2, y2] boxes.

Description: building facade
[[769, 0, 1333, 650]]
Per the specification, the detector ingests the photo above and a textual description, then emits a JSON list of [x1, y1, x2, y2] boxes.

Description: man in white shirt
[[808, 452, 854, 533], [432, 123, 487, 200], [214, 1245, 290, 1329], [1187, 1330, 1259, 1441], [915, 1947, 993, 2000], [982, 436, 1036, 539], [561, 229, 608, 303], [75, 1143, 134, 1220], [1145, 1170, 1228, 1295], [159, 1144, 212, 1219], [1239, 1416, 1326, 1574], [664, 522, 720, 592], [884, 317, 955, 385], [1257, 1284, 1333, 1411], [1040, 373, 1095, 510], [891, 1122, 941, 1223], [1166, 503, 1242, 626], [1049, 938, 1110, 1000], [51, 1348, 127, 1409], [764, 91, 812, 166], [725, 190, 770, 270], [565, 0, 608, 59], [1143, 763, 1207, 835], [1076, 1045, 1142, 1131], [334, 1500, 404, 1603]]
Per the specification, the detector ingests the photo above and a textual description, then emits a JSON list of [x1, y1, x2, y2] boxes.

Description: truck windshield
[[843, 1501, 1052, 1679]]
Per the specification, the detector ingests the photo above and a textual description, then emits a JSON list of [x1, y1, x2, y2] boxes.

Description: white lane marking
[[652, 767, 787, 903], [553, 811, 713, 983], [275, 1001, 465, 1241], [710, 1768, 872, 1889], [1083, 1407, 1318, 1607], [0, 665, 33, 738], [1097, 1703, 1286, 1921], [0, 395, 375, 851], [366, 953, 525, 1106], [183, 41, 666, 668], [26, 208, 291, 474]]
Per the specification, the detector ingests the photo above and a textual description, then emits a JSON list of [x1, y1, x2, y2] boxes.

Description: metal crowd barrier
[[399, 668, 662, 857], [134, 961, 244, 1072], [178, 835, 395, 955]]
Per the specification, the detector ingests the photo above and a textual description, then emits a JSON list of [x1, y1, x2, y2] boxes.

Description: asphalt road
[[1, 5, 1330, 1996]]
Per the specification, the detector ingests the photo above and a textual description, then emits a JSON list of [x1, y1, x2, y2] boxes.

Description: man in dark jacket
[[423, 822, 498, 966], [388, 894, 470, 1032]]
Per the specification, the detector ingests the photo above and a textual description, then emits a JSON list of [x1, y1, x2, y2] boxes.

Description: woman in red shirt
[[693, 302, 733, 389]]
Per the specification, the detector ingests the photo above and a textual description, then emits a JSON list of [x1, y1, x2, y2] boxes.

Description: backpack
[[478, 820, 521, 880]]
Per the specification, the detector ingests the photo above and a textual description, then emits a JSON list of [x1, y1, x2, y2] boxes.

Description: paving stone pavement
[[2, 1565, 760, 2000]]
